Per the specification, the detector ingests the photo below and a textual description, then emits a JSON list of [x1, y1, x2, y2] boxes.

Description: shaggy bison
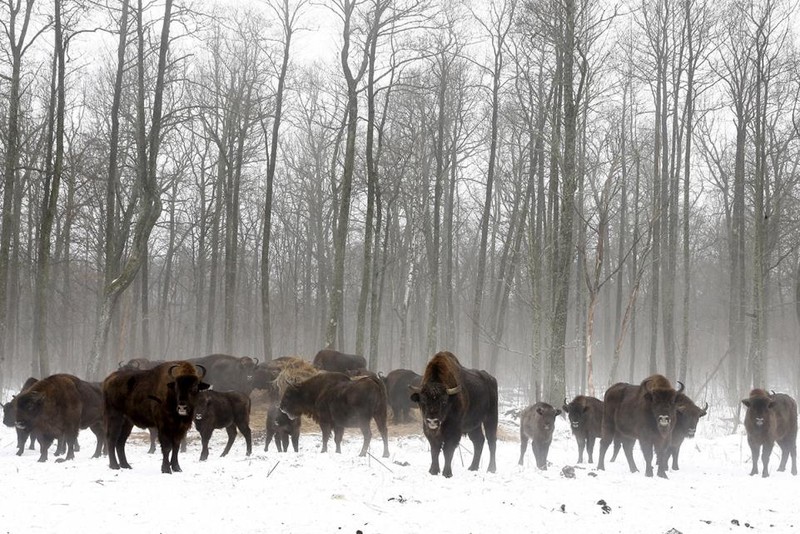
[[264, 404, 300, 453], [742, 389, 797, 477], [666, 393, 707, 471], [518, 402, 561, 469], [14, 374, 83, 463], [193, 390, 252, 461], [597, 374, 683, 478], [563, 395, 603, 463], [103, 360, 209, 474], [382, 369, 421, 424], [279, 372, 389, 457], [409, 351, 498, 478], [2, 377, 38, 455]]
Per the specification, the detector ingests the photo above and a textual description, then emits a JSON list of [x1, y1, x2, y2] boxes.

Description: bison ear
[[410, 392, 421, 403], [536, 407, 544, 415], [676, 405, 686, 414], [768, 400, 777, 409], [741, 399, 751, 407], [199, 382, 211, 391], [562, 404, 569, 413], [555, 409, 562, 416]]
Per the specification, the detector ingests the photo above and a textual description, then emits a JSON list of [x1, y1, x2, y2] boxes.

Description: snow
[[1, 401, 798, 534]]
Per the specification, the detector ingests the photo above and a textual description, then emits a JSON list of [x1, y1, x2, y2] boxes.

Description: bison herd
[[1, 349, 798, 481]]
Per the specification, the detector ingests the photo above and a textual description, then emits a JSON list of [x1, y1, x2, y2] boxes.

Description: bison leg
[[426, 436, 442, 476], [441, 439, 458, 478], [357, 422, 372, 457], [610, 439, 621, 462], [747, 437, 761, 476], [37, 436, 53, 462], [319, 422, 331, 453], [777, 441, 791, 473], [277, 432, 287, 452], [54, 436, 65, 457], [466, 428, 485, 471], [148, 428, 157, 454], [264, 424, 275, 452], [484, 418, 498, 473], [237, 419, 252, 457], [221, 424, 237, 457], [373, 408, 390, 458], [533, 441, 549, 470], [575, 435, 585, 463], [334, 425, 346, 454], [290, 429, 299, 453], [15, 428, 29, 456], [597, 434, 612, 471], [586, 436, 596, 464], [199, 428, 212, 461], [90, 422, 104, 459], [760, 441, 773, 478], [640, 441, 657, 477], [518, 432, 529, 466], [669, 444, 680, 471]]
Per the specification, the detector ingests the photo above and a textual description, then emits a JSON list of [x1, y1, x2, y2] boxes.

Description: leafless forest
[[0, 0, 798, 410]]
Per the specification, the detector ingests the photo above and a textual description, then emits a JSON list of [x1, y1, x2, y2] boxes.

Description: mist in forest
[[0, 0, 798, 412]]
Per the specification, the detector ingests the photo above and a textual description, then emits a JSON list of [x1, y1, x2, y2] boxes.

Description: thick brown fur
[[312, 349, 367, 373], [597, 374, 682, 478], [193, 390, 252, 461], [2, 377, 39, 455], [410, 351, 498, 478], [742, 389, 797, 477], [563, 395, 603, 463], [14, 374, 83, 463], [279, 372, 389, 457], [273, 358, 319, 399], [103, 360, 209, 474]]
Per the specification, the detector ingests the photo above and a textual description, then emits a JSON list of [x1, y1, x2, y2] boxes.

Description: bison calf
[[194, 390, 252, 461], [264, 404, 300, 453], [563, 395, 603, 464], [742, 389, 797, 478], [519, 402, 561, 469]]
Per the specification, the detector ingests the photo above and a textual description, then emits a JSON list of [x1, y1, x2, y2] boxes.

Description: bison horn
[[701, 402, 709, 415], [676, 381, 685, 394], [408, 385, 421, 393], [446, 385, 461, 395], [168, 364, 179, 378], [254, 358, 260, 365], [195, 364, 207, 378]]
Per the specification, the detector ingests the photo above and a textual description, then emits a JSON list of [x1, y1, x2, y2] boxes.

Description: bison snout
[[571, 421, 580, 428], [755, 417, 765, 427], [194, 413, 203, 421], [687, 428, 696, 438], [177, 404, 189, 416], [14, 421, 27, 430], [657, 415, 671, 427], [425, 418, 440, 430]]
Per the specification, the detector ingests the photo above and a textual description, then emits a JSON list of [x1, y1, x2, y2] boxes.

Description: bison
[[264, 404, 300, 453], [2, 377, 39, 455], [665, 393, 707, 471], [563, 395, 603, 464], [103, 360, 209, 474], [14, 374, 83, 463], [742, 389, 797, 477], [409, 351, 498, 478], [597, 374, 683, 478], [188, 354, 259, 395], [312, 349, 367, 374], [518, 402, 561, 469], [382, 369, 421, 424], [193, 390, 252, 461], [279, 372, 389, 458]]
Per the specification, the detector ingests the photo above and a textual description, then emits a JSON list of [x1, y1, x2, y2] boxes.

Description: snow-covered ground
[[1, 400, 798, 534]]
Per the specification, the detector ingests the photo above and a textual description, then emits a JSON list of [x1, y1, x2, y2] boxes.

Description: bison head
[[644, 380, 683, 437], [563, 398, 589, 430], [676, 399, 708, 438], [742, 393, 774, 429], [167, 365, 210, 417], [409, 382, 461, 431], [193, 391, 212, 421], [14, 391, 44, 431], [2, 398, 17, 427], [535, 404, 561, 432], [278, 383, 304, 420]]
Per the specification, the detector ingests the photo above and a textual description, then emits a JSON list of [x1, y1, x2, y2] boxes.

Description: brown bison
[[382, 369, 422, 424], [665, 393, 707, 471], [264, 404, 300, 453], [279, 372, 389, 458], [193, 390, 252, 461], [2, 377, 39, 455], [188, 354, 259, 395], [409, 351, 498, 478], [563, 395, 603, 463], [742, 389, 797, 477], [312, 349, 367, 373], [597, 374, 683, 478], [518, 402, 561, 469], [14, 374, 83, 463], [103, 360, 209, 474]]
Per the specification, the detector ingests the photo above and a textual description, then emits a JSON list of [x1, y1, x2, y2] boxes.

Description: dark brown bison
[[312, 349, 367, 373], [14, 374, 83, 463], [193, 390, 252, 461], [665, 393, 707, 471], [597, 375, 683, 478], [2, 377, 38, 455], [563, 395, 603, 463], [279, 372, 389, 457], [518, 402, 561, 469], [103, 360, 209, 473], [409, 351, 498, 478], [264, 404, 300, 453], [382, 369, 422, 424], [742, 389, 797, 477], [188, 354, 259, 395]]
